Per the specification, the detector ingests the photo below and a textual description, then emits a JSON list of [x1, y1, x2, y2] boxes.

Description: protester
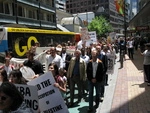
[[140, 43, 150, 86], [67, 50, 86, 107], [45, 47, 63, 72], [60, 46, 72, 72], [0, 69, 8, 83], [53, 68, 68, 104], [96, 45, 108, 101], [9, 69, 27, 84], [23, 50, 44, 78], [86, 50, 104, 112], [0, 58, 14, 76], [0, 82, 33, 113], [127, 37, 134, 60]]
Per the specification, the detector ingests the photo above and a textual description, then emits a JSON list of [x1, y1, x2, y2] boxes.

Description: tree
[[88, 16, 113, 38]]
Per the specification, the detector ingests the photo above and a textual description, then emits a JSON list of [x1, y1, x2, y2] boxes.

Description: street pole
[[124, 0, 127, 54]]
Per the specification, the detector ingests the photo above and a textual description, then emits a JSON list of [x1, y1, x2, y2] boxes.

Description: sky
[[132, 0, 137, 14]]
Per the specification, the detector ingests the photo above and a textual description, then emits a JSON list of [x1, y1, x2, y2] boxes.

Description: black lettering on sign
[[37, 84, 41, 91], [17, 86, 31, 96], [41, 79, 52, 88], [43, 104, 63, 113], [24, 99, 38, 110]]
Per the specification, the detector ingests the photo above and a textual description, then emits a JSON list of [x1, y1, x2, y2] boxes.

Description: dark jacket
[[86, 59, 104, 82], [60, 53, 72, 71]]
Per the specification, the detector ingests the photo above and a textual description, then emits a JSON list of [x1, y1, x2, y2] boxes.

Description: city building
[[66, 0, 129, 33], [129, 0, 150, 36], [0, 0, 56, 29], [56, 0, 66, 12]]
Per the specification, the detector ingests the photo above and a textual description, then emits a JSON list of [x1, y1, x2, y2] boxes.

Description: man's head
[[50, 47, 56, 57], [74, 50, 81, 59], [91, 50, 98, 61], [26, 50, 35, 61]]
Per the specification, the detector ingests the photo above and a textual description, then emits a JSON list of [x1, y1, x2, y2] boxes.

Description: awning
[[57, 24, 70, 32]]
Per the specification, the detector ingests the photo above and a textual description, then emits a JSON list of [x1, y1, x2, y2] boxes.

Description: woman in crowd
[[0, 82, 33, 113], [0, 69, 8, 83], [9, 69, 27, 84], [48, 63, 68, 104]]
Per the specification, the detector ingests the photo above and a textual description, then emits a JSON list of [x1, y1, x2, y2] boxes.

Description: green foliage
[[88, 16, 113, 37]]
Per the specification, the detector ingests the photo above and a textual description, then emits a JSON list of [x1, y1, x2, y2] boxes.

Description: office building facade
[[66, 0, 129, 33], [0, 0, 56, 29]]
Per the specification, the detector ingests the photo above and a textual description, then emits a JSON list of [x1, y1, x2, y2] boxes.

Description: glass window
[[0, 2, 4, 13]]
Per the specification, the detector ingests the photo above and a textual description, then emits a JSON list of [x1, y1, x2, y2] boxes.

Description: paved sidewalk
[[68, 50, 150, 113], [110, 51, 150, 113]]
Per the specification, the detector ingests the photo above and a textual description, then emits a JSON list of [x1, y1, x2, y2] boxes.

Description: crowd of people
[[0, 35, 150, 112]]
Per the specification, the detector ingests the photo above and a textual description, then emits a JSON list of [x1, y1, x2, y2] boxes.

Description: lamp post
[[124, 0, 127, 54]]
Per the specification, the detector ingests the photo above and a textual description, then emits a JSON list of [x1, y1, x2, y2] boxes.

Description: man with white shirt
[[86, 50, 104, 112], [45, 47, 63, 72], [60, 46, 72, 71]]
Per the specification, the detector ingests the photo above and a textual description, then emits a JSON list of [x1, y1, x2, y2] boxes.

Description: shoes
[[100, 97, 104, 102], [94, 104, 99, 108], [77, 98, 81, 103], [87, 108, 93, 112], [147, 83, 150, 86], [68, 103, 74, 108]]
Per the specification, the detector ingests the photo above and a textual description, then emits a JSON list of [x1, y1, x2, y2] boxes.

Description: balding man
[[67, 50, 86, 107], [86, 50, 104, 112]]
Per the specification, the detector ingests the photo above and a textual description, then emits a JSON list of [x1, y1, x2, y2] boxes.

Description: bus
[[0, 27, 80, 59]]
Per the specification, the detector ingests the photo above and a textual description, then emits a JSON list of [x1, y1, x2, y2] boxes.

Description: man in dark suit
[[60, 46, 72, 71], [86, 50, 104, 112]]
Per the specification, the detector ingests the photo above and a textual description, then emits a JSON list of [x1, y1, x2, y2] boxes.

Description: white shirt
[[45, 54, 63, 72], [62, 53, 66, 68], [143, 50, 150, 65], [92, 59, 98, 78], [4, 65, 12, 76]]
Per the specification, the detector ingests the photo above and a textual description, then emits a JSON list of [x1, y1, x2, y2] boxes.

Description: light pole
[[124, 0, 127, 54]]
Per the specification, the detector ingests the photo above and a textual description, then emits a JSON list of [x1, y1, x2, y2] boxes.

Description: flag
[[114, 0, 124, 16]]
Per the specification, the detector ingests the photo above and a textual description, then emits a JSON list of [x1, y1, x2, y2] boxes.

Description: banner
[[106, 53, 115, 75], [114, 0, 124, 16], [27, 72, 69, 113]]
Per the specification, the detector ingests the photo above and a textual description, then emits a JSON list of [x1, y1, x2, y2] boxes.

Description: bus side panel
[[7, 32, 75, 58], [0, 28, 8, 52]]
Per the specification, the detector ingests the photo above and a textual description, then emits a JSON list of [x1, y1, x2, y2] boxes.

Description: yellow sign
[[15, 36, 38, 56]]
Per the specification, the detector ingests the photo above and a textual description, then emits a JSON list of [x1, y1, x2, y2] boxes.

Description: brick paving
[[111, 51, 150, 113]]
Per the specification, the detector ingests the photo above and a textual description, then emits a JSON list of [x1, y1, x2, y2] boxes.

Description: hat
[[145, 43, 150, 47]]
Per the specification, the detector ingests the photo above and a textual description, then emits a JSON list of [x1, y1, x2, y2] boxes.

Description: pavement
[[68, 50, 150, 113]]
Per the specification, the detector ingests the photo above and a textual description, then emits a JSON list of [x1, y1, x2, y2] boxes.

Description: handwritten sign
[[27, 72, 69, 113], [80, 27, 90, 41]]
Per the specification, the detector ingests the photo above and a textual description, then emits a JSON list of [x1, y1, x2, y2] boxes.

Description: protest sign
[[27, 72, 69, 113], [86, 31, 97, 46], [15, 84, 39, 113], [106, 53, 115, 75], [80, 27, 90, 41]]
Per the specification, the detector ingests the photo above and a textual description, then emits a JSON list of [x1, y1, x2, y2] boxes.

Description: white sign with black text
[[27, 72, 69, 113]]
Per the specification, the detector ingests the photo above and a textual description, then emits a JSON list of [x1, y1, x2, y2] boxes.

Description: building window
[[18, 6, 25, 17], [88, 1, 91, 5], [4, 3, 10, 14], [0, 2, 4, 13]]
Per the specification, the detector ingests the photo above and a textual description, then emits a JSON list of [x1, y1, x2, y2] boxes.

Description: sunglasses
[[0, 96, 7, 101]]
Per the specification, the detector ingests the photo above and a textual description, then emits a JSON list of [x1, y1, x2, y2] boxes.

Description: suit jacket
[[67, 57, 86, 81], [86, 59, 104, 82], [60, 53, 72, 71]]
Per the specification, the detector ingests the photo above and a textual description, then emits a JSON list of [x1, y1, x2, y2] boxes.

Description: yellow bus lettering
[[15, 36, 38, 56], [15, 39, 27, 56], [27, 36, 38, 50]]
